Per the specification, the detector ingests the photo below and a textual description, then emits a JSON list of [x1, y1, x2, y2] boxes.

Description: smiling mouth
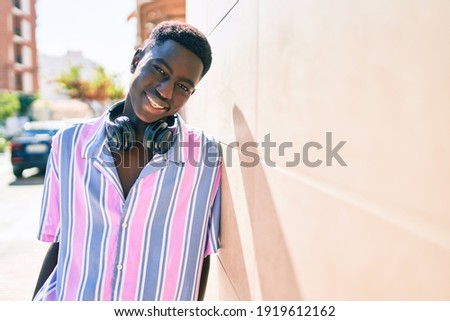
[[145, 93, 169, 111]]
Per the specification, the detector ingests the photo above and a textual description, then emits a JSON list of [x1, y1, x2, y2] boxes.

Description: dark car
[[10, 121, 65, 178]]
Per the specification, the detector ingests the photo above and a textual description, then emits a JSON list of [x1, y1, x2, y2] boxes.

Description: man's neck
[[122, 95, 147, 142]]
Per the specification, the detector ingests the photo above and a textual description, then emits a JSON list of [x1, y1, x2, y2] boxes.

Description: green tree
[[0, 92, 20, 124], [18, 92, 38, 117], [56, 65, 125, 116]]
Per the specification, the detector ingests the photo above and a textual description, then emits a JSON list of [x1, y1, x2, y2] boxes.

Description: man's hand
[[33, 242, 59, 299], [198, 256, 210, 300]]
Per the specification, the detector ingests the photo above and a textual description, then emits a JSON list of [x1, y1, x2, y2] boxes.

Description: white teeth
[[145, 93, 166, 110]]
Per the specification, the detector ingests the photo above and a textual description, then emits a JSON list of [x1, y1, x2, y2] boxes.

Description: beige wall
[[185, 0, 450, 300]]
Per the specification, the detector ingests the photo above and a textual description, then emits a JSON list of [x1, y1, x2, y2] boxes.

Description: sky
[[35, 0, 137, 87]]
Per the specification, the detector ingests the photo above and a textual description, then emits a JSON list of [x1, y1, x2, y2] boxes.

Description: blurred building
[[0, 0, 38, 93], [38, 50, 97, 101], [32, 50, 96, 121], [134, 0, 185, 47]]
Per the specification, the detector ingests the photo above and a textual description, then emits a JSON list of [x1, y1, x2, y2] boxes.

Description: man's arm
[[32, 242, 59, 299], [197, 256, 210, 301]]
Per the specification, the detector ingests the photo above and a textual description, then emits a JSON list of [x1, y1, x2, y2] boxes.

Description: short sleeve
[[204, 165, 222, 257], [37, 134, 61, 243]]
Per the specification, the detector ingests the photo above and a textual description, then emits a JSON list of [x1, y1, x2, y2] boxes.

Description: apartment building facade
[[134, 0, 185, 47], [0, 0, 38, 93]]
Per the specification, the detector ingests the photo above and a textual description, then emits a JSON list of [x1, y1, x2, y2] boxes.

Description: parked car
[[10, 120, 66, 178]]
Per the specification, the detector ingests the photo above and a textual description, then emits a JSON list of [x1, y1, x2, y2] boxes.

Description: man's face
[[128, 39, 204, 123]]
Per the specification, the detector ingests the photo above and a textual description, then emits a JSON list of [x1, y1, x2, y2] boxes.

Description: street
[[0, 152, 48, 300]]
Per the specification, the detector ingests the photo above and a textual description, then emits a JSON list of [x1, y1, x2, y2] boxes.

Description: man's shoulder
[[53, 117, 103, 147], [181, 124, 222, 163], [182, 123, 220, 145]]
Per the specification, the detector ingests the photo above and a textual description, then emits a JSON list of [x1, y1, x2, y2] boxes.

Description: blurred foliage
[[0, 136, 8, 153], [18, 92, 39, 116], [56, 65, 125, 115], [0, 92, 20, 123]]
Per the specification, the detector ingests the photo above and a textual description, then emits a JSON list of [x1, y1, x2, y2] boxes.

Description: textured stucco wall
[[185, 0, 450, 300]]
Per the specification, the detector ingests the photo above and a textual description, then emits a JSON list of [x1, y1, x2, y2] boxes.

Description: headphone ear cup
[[143, 120, 175, 154], [115, 116, 136, 150], [106, 116, 136, 151], [106, 122, 123, 151]]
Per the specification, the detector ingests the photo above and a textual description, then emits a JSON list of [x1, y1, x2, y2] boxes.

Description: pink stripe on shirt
[[162, 141, 201, 300], [121, 176, 158, 300]]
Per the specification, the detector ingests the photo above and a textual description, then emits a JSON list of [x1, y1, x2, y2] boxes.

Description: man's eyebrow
[[153, 58, 196, 88], [153, 58, 173, 74]]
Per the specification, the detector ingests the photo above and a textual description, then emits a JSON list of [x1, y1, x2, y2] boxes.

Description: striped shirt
[[34, 109, 222, 301]]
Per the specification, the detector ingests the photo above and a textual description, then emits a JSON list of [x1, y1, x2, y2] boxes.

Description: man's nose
[[156, 79, 173, 100]]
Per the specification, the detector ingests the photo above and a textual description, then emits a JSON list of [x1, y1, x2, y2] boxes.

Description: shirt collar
[[163, 115, 187, 165]]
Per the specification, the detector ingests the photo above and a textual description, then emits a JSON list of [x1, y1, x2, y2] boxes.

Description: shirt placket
[[109, 155, 169, 300], [111, 200, 130, 300]]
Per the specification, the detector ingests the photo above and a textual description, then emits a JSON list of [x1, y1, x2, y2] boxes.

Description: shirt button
[[117, 264, 123, 270], [122, 222, 128, 228]]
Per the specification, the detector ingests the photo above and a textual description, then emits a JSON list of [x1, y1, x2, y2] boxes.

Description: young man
[[33, 21, 221, 301]]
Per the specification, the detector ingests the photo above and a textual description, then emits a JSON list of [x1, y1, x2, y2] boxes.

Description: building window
[[13, 16, 21, 36], [13, 0, 21, 9], [14, 44, 22, 64], [15, 73, 23, 91], [23, 72, 33, 92], [21, 19, 31, 40], [21, 0, 30, 15], [22, 45, 32, 66]]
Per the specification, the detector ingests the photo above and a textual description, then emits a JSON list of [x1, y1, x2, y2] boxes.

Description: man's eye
[[154, 65, 165, 75], [177, 83, 190, 92]]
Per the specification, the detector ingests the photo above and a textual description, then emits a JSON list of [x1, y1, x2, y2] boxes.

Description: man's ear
[[130, 49, 143, 73]]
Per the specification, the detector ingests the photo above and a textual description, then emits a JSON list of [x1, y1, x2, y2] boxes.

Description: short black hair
[[144, 21, 212, 77]]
